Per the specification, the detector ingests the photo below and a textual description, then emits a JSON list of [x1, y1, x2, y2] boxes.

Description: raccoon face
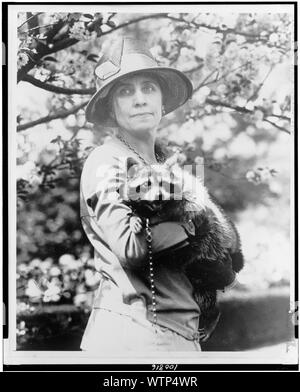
[[123, 157, 184, 203]]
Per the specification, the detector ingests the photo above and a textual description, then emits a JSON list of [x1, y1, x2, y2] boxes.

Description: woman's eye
[[142, 84, 156, 93], [118, 87, 133, 96]]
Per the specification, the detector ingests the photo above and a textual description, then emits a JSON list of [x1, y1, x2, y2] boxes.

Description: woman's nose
[[133, 89, 146, 105]]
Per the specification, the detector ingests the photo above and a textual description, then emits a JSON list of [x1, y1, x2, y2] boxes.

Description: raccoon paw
[[198, 311, 221, 342], [129, 216, 143, 233]]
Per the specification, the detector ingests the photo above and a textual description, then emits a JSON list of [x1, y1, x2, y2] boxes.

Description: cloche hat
[[85, 36, 193, 126]]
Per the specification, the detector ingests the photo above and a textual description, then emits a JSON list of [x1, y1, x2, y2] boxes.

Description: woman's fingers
[[129, 216, 143, 233]]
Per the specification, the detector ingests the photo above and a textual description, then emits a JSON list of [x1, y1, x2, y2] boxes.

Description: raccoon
[[120, 155, 244, 342]]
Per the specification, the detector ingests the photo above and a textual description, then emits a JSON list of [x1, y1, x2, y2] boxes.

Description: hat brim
[[85, 67, 193, 127]]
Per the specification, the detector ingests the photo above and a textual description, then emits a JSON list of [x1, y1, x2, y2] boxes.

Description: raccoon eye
[[147, 179, 152, 186]]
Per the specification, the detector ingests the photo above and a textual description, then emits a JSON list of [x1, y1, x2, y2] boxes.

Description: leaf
[[44, 74, 55, 83], [87, 53, 99, 62], [248, 19, 256, 25], [43, 56, 57, 62], [94, 25, 102, 37], [194, 55, 204, 62], [107, 20, 116, 28], [68, 13, 81, 21], [83, 14, 93, 19], [52, 24, 70, 41], [50, 136, 62, 144]]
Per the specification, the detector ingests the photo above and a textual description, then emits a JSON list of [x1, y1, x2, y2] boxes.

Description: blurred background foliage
[[15, 11, 293, 346]]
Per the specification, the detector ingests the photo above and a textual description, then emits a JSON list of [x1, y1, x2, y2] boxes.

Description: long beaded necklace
[[115, 133, 159, 332], [115, 133, 162, 165]]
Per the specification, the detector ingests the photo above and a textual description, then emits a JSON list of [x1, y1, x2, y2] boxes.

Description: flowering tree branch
[[17, 13, 291, 135], [246, 65, 275, 103], [18, 12, 43, 30], [18, 13, 169, 82], [17, 100, 89, 132], [17, 15, 105, 82], [100, 13, 167, 36], [23, 74, 95, 95], [205, 98, 290, 134], [166, 14, 290, 52], [263, 118, 291, 134]]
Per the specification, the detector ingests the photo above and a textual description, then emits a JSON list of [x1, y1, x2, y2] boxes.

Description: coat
[[79, 136, 203, 350]]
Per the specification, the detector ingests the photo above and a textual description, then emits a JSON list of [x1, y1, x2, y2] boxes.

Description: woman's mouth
[[132, 112, 153, 117]]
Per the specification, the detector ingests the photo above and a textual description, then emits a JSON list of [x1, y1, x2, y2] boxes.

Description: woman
[[80, 37, 234, 353]]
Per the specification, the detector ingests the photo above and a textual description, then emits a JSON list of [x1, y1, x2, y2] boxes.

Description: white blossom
[[25, 279, 42, 299], [17, 52, 29, 69], [47, 13, 68, 24], [193, 86, 211, 105], [17, 320, 28, 336], [49, 266, 61, 277], [74, 293, 87, 307], [43, 281, 61, 302], [69, 21, 92, 41], [84, 270, 101, 287]]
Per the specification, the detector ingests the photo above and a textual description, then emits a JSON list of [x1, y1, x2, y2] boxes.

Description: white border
[[3, 2, 294, 14], [3, 1, 298, 366], [3, 345, 299, 365]]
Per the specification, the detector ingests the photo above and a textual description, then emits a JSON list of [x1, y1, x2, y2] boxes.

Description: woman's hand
[[129, 216, 143, 233]]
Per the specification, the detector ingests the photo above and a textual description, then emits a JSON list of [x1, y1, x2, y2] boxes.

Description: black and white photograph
[[2, 1, 298, 368]]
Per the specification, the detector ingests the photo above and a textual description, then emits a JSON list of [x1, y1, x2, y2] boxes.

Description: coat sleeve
[[80, 146, 190, 269]]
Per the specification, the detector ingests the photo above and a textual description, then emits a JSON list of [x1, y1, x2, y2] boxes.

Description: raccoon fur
[[119, 153, 244, 342]]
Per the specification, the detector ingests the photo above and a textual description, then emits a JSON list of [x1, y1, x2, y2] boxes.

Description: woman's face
[[109, 74, 163, 137]]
